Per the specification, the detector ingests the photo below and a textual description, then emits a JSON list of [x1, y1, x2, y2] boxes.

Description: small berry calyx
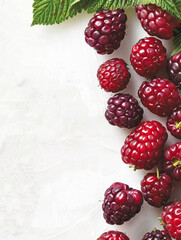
[[130, 37, 166, 78], [142, 228, 171, 240], [161, 201, 181, 240], [97, 58, 131, 92], [167, 52, 181, 89], [102, 182, 143, 225], [141, 169, 172, 208], [135, 4, 180, 40], [97, 230, 130, 240], [163, 142, 181, 181], [121, 121, 168, 170], [105, 93, 143, 129], [84, 9, 127, 54], [167, 108, 181, 139], [138, 78, 181, 117]]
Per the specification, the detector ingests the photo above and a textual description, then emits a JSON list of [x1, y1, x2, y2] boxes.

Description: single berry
[[141, 169, 172, 208], [138, 78, 181, 117], [142, 229, 171, 240], [167, 52, 181, 89], [105, 93, 143, 128], [136, 4, 180, 40], [130, 37, 166, 78], [167, 108, 181, 139], [97, 231, 130, 240], [102, 182, 143, 225], [121, 121, 168, 170], [161, 201, 181, 239], [163, 142, 181, 181], [84, 9, 127, 54], [97, 58, 131, 92]]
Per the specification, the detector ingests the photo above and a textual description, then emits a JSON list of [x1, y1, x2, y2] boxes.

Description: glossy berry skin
[[167, 52, 181, 89], [105, 93, 143, 129], [121, 121, 168, 170], [130, 37, 166, 78], [138, 78, 181, 117], [136, 4, 180, 40], [142, 229, 171, 240], [141, 172, 172, 208], [167, 108, 181, 139], [85, 9, 127, 54], [97, 58, 131, 92], [163, 142, 181, 181], [161, 201, 181, 239], [102, 182, 143, 225], [97, 231, 130, 240]]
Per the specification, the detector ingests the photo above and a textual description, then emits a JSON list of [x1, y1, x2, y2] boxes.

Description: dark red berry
[[167, 52, 181, 89], [84, 9, 127, 54], [105, 93, 143, 129], [138, 78, 181, 117], [102, 182, 143, 225], [136, 4, 180, 40], [121, 121, 168, 170], [130, 37, 166, 78], [161, 201, 181, 240], [163, 142, 181, 181], [167, 108, 181, 139], [97, 231, 130, 240], [97, 58, 131, 92], [142, 229, 171, 240], [141, 171, 172, 208]]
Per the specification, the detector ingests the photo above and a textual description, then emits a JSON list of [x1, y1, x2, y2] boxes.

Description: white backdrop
[[0, 1, 180, 240]]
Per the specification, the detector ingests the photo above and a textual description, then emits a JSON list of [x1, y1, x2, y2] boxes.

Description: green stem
[[156, 167, 160, 179], [173, 160, 181, 167]]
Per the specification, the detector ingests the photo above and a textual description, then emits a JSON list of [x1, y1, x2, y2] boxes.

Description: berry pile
[[83, 4, 181, 240]]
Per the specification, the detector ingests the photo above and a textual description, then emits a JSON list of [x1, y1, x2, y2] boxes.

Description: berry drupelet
[[167, 52, 181, 89], [97, 231, 130, 240], [167, 108, 181, 139], [138, 78, 181, 117], [121, 121, 168, 170], [161, 201, 181, 240], [97, 58, 131, 93], [102, 182, 143, 225], [85, 9, 127, 54], [163, 142, 181, 181], [105, 93, 143, 129], [136, 4, 180, 40], [130, 37, 166, 78], [141, 170, 172, 208]]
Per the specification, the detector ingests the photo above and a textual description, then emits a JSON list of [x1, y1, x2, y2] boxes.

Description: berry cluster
[[83, 4, 181, 240]]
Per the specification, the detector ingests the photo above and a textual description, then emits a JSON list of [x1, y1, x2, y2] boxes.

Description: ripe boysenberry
[[167, 52, 181, 89], [130, 37, 166, 78], [121, 121, 168, 170], [102, 182, 143, 225], [85, 9, 127, 54], [105, 93, 143, 129], [97, 58, 131, 92], [136, 4, 180, 40]]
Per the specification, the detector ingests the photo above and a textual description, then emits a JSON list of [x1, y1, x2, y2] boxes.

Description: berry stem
[[158, 217, 166, 226], [173, 159, 181, 167], [153, 227, 157, 231], [156, 167, 160, 179], [176, 121, 181, 129]]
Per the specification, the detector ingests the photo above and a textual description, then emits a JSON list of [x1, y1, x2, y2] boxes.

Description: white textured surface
[[0, 1, 180, 240]]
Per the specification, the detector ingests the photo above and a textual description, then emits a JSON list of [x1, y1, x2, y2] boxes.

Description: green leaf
[[172, 25, 181, 55], [32, 0, 181, 26], [86, 0, 181, 21], [32, 0, 85, 26]]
